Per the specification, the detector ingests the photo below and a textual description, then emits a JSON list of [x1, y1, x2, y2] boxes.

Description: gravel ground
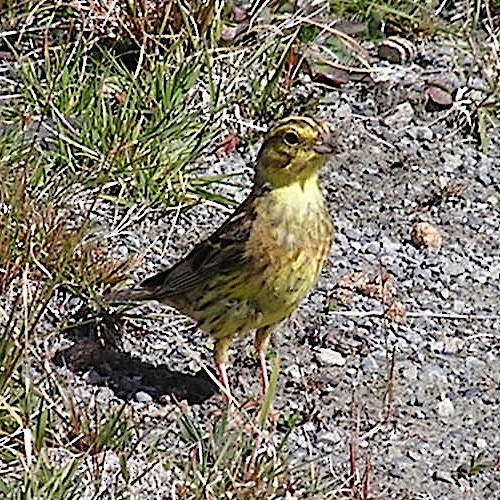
[[48, 36, 500, 498]]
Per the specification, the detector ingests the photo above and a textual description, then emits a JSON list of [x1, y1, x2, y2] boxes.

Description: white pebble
[[318, 430, 342, 444], [317, 348, 346, 366], [437, 398, 455, 418], [476, 438, 487, 449]]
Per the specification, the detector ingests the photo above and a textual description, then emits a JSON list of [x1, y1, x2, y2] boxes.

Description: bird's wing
[[139, 199, 257, 298]]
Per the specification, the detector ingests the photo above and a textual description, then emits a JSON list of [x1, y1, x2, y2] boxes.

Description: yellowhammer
[[111, 116, 338, 401]]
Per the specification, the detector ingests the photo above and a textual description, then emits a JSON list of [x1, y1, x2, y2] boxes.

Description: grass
[[328, 0, 443, 39], [175, 411, 346, 498], [463, 0, 499, 154], [0, 0, 498, 497], [4, 44, 218, 206], [0, 1, 334, 496]]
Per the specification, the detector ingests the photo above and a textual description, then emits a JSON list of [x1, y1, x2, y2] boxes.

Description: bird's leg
[[214, 337, 233, 403], [254, 326, 273, 396]]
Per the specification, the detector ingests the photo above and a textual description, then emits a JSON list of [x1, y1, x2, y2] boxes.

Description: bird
[[109, 116, 338, 402]]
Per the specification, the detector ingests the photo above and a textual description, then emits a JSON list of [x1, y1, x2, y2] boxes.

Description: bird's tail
[[103, 286, 156, 304]]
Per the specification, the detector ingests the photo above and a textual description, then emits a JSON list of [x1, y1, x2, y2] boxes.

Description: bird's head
[[255, 116, 340, 188]]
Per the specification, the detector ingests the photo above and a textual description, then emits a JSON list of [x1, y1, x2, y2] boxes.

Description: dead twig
[[329, 310, 500, 321]]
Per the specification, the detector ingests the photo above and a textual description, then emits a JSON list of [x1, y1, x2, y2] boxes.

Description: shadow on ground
[[53, 322, 217, 405]]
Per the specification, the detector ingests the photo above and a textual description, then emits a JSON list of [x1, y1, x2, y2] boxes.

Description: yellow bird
[[112, 116, 338, 401]]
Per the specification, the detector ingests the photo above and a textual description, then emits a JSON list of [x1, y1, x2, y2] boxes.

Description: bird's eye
[[283, 131, 300, 146]]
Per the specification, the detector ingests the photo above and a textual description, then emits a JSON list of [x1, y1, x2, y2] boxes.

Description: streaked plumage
[[111, 116, 338, 401]]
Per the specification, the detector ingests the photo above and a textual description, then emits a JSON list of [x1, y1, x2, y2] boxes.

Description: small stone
[[432, 470, 455, 483], [384, 102, 415, 127], [485, 352, 496, 364], [335, 103, 352, 119], [378, 36, 416, 64], [436, 398, 455, 417], [84, 369, 106, 385], [96, 387, 114, 403], [443, 337, 465, 353], [302, 421, 315, 432], [383, 130, 400, 142], [344, 228, 361, 240], [286, 364, 302, 380], [232, 6, 247, 22], [402, 363, 418, 380], [486, 195, 498, 206], [477, 166, 491, 185], [317, 430, 342, 444], [381, 236, 401, 253], [364, 242, 380, 254], [429, 340, 444, 353], [135, 391, 153, 403], [404, 330, 423, 345], [351, 241, 362, 251], [465, 357, 486, 370], [221, 25, 239, 42], [425, 85, 453, 111], [411, 222, 442, 249], [469, 76, 489, 91], [407, 126, 434, 141], [441, 152, 463, 168], [317, 348, 346, 366], [444, 262, 464, 276], [371, 190, 384, 201], [361, 355, 379, 373], [473, 270, 488, 284], [386, 301, 407, 323], [427, 367, 448, 386], [390, 463, 405, 479], [476, 438, 487, 449], [415, 268, 432, 281]]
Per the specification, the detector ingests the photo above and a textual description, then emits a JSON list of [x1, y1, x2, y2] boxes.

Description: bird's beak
[[313, 133, 341, 155]]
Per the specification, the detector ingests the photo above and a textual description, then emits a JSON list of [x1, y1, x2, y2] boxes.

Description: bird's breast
[[246, 179, 333, 319]]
